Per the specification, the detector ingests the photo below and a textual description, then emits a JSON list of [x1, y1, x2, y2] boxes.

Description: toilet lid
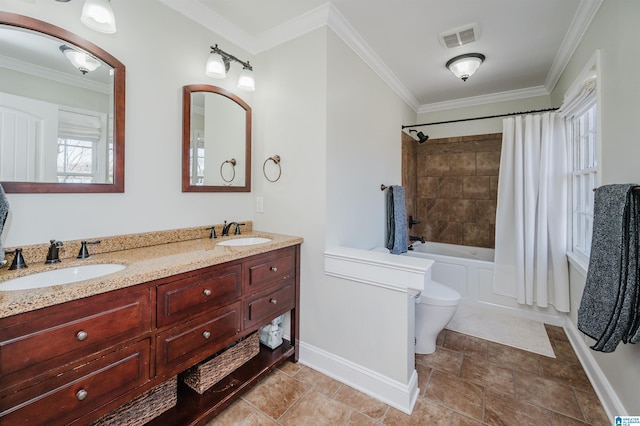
[[420, 280, 460, 306]]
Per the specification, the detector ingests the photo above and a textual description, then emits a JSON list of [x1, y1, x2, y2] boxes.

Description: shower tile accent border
[[404, 132, 501, 248]]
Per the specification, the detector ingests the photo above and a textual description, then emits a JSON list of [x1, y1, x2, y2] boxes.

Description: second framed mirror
[[182, 84, 251, 192]]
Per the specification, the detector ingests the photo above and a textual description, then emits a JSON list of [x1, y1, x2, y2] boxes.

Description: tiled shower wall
[[403, 133, 502, 248]]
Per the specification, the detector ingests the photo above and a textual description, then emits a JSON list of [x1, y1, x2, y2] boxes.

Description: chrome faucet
[[45, 240, 63, 264]]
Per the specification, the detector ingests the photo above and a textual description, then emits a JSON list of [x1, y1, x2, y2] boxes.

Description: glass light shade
[[60, 46, 101, 74], [447, 54, 484, 81], [205, 52, 226, 78], [81, 0, 116, 34], [237, 67, 255, 91]]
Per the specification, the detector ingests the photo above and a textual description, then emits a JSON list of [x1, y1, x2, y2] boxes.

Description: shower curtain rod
[[401, 107, 560, 129]]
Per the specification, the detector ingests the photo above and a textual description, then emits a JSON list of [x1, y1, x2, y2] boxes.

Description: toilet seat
[[420, 280, 460, 307]]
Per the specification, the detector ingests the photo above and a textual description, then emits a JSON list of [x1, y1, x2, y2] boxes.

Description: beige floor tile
[[240, 411, 280, 426], [294, 366, 342, 396], [537, 347, 592, 391], [242, 370, 308, 420], [425, 370, 484, 421], [205, 399, 254, 425], [550, 411, 590, 425], [383, 398, 452, 426], [574, 388, 610, 425], [451, 412, 486, 425], [279, 390, 352, 426], [416, 346, 464, 376], [334, 385, 388, 420], [277, 360, 304, 377], [443, 330, 488, 360], [460, 356, 515, 395], [346, 411, 383, 425], [487, 341, 540, 375], [513, 372, 584, 421], [484, 390, 551, 426]]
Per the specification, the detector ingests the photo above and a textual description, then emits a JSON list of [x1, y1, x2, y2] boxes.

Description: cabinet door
[[0, 339, 150, 425], [0, 288, 151, 392], [156, 302, 241, 374], [243, 247, 296, 294], [157, 264, 241, 327]]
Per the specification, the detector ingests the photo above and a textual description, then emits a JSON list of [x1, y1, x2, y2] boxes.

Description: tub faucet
[[409, 235, 425, 244], [45, 240, 63, 264]]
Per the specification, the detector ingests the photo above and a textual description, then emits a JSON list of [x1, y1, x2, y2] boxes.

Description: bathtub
[[403, 241, 561, 323]]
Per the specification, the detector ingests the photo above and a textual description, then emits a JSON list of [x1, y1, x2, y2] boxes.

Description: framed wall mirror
[[0, 12, 125, 193], [182, 84, 251, 192]]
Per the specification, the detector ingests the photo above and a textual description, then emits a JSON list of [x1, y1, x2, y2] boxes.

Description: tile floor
[[206, 325, 610, 425]]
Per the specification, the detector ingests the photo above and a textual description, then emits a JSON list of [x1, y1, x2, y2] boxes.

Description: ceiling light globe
[[81, 0, 116, 34], [446, 53, 485, 82], [60, 45, 101, 74]]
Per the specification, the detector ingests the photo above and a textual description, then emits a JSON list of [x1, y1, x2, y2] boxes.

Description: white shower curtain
[[493, 113, 570, 312]]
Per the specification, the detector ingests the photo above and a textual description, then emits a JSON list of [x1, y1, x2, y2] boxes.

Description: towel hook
[[380, 184, 388, 191], [220, 158, 236, 183], [263, 155, 282, 182]]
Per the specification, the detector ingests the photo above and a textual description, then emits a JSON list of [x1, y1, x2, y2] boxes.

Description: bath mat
[[446, 304, 555, 358]]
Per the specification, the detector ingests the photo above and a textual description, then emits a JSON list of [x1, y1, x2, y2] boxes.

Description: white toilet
[[415, 280, 461, 354]]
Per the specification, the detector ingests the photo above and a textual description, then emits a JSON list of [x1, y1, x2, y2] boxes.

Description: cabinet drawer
[[0, 339, 150, 425], [0, 288, 151, 385], [244, 247, 296, 294], [244, 282, 295, 329], [157, 264, 242, 327], [156, 302, 241, 373]]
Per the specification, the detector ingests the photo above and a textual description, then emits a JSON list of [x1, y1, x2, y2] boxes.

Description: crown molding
[[156, 0, 256, 52], [544, 0, 603, 93], [417, 86, 550, 114]]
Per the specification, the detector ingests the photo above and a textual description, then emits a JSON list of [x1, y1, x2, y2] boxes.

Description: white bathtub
[[403, 241, 561, 323]]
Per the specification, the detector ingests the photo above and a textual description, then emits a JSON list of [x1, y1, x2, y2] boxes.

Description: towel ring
[[220, 158, 236, 183], [263, 155, 282, 182]]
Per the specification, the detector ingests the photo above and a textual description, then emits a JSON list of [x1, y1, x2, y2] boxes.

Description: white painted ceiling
[[162, 0, 601, 112]]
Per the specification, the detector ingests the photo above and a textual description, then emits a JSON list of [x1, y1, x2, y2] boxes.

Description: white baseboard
[[564, 319, 627, 417], [298, 340, 419, 414]]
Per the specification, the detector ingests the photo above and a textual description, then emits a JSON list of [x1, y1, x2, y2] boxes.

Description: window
[[57, 137, 96, 183], [562, 51, 599, 268], [569, 102, 598, 259]]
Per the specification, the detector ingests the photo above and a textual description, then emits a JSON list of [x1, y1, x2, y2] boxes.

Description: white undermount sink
[[0, 264, 126, 291], [217, 237, 272, 246]]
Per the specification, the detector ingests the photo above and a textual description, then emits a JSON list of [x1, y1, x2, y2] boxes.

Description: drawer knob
[[203, 289, 212, 296], [203, 331, 211, 339], [270, 299, 277, 304], [76, 331, 88, 341], [270, 266, 278, 272], [76, 389, 88, 401]]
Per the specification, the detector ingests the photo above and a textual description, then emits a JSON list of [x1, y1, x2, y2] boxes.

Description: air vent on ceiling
[[439, 24, 479, 49]]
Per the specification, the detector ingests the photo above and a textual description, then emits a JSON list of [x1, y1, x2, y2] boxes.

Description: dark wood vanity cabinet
[[0, 244, 301, 425]]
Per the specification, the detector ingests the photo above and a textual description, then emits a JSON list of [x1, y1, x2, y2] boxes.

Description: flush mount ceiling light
[[206, 44, 255, 91], [81, 0, 117, 34], [446, 53, 485, 82], [60, 45, 101, 74]]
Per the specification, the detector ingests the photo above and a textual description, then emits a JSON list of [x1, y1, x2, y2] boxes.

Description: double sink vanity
[[0, 225, 302, 425]]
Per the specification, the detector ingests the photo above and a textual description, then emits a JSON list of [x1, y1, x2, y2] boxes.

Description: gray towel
[[577, 184, 640, 352], [385, 185, 408, 255], [0, 183, 8, 265]]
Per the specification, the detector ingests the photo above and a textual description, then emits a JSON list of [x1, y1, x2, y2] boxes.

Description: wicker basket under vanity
[[181, 332, 260, 394], [90, 376, 177, 426]]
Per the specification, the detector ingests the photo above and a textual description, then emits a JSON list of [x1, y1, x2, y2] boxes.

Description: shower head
[[409, 129, 429, 143]]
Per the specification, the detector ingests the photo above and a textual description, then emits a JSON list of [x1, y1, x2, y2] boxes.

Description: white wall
[[551, 0, 640, 415], [1, 0, 255, 246]]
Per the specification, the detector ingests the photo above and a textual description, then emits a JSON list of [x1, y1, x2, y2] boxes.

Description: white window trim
[[559, 50, 601, 271]]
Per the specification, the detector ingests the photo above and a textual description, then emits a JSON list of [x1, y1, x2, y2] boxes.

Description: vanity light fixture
[[80, 0, 117, 34], [59, 45, 101, 74], [446, 53, 485, 82], [206, 44, 255, 91]]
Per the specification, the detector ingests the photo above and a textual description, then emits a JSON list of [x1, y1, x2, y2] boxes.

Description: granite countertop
[[0, 231, 303, 319]]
